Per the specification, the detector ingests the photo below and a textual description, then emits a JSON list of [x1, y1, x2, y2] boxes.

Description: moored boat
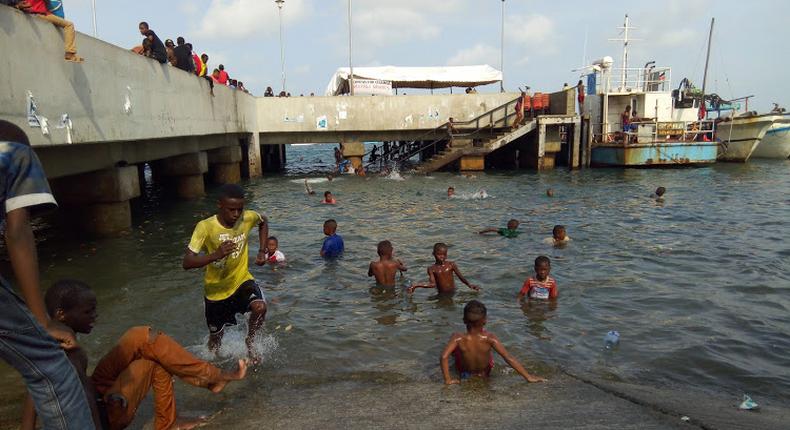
[[752, 114, 790, 159], [715, 113, 777, 162]]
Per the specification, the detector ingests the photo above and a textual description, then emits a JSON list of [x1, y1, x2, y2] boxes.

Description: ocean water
[[1, 144, 788, 427]]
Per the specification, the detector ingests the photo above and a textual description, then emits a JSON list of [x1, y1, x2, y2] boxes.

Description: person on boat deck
[[621, 106, 637, 133]]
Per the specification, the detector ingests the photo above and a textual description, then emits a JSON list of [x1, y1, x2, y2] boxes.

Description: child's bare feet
[[209, 359, 248, 393], [171, 416, 208, 429]]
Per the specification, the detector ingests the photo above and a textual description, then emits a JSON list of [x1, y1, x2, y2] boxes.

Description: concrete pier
[[207, 146, 243, 184], [50, 166, 140, 236], [159, 152, 208, 199]]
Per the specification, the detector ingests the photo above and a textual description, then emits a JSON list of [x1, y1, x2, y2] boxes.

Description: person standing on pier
[[577, 80, 585, 114], [182, 184, 269, 362]]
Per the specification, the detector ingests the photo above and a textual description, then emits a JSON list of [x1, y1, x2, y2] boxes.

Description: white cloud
[[197, 0, 309, 40], [352, 0, 464, 51], [656, 28, 698, 47], [447, 43, 498, 67], [506, 13, 556, 50]]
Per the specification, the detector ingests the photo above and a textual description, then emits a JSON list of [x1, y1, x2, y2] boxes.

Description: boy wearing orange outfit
[[22, 280, 247, 430]]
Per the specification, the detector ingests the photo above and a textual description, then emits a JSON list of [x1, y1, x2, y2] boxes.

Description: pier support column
[[342, 141, 365, 169], [50, 166, 140, 236], [246, 133, 263, 178], [160, 152, 208, 199], [207, 146, 242, 184], [459, 155, 485, 172]]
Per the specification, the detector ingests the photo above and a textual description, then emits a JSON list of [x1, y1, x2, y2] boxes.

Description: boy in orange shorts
[[23, 280, 247, 430]]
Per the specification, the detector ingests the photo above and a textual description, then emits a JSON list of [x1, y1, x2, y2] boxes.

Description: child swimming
[[368, 240, 408, 287], [517, 256, 558, 302], [322, 191, 337, 204], [440, 300, 545, 384], [407, 243, 479, 294], [479, 219, 520, 238], [263, 236, 286, 265], [543, 225, 570, 246]]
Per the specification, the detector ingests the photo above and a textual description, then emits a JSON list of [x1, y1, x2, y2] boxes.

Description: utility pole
[[500, 0, 505, 92], [348, 0, 355, 95], [701, 17, 715, 95], [275, 0, 286, 93], [91, 0, 97, 37]]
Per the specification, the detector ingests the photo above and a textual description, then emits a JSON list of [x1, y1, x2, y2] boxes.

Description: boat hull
[[715, 115, 776, 162], [591, 142, 718, 167], [752, 122, 790, 159]]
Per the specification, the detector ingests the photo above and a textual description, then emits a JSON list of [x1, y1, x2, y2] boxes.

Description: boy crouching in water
[[440, 300, 545, 384], [23, 280, 248, 430]]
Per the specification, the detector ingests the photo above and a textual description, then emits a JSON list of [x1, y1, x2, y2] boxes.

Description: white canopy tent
[[324, 65, 503, 96]]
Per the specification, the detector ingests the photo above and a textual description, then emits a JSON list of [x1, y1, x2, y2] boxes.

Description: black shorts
[[204, 280, 266, 334]]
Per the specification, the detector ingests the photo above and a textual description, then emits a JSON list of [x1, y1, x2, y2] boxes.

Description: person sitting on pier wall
[[137, 22, 167, 64], [164, 38, 177, 66], [172, 37, 194, 73], [17, 0, 84, 62], [264, 87, 275, 97]]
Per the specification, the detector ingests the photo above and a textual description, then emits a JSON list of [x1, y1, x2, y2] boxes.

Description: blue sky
[[62, 0, 787, 111]]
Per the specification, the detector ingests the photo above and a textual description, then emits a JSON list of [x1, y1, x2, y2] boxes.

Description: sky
[[61, 0, 788, 111]]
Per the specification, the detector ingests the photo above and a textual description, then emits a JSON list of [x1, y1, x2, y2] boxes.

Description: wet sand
[[121, 372, 788, 430]]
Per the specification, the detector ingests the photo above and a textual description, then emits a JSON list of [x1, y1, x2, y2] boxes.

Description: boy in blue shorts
[[183, 184, 269, 360]]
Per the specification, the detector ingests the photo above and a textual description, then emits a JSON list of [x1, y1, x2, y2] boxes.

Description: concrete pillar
[[50, 166, 140, 236], [247, 133, 262, 178], [571, 120, 582, 169], [342, 141, 365, 169], [160, 152, 208, 199], [207, 146, 242, 184], [460, 155, 485, 171]]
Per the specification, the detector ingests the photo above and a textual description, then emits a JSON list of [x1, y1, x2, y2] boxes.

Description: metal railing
[[591, 119, 716, 145], [363, 95, 523, 170], [595, 67, 672, 94]]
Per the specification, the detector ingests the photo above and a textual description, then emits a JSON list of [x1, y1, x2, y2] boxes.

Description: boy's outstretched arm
[[490, 334, 545, 383], [254, 214, 270, 266], [407, 267, 437, 293], [367, 262, 374, 277], [452, 263, 480, 291], [5, 209, 77, 350], [440, 335, 461, 385], [397, 259, 408, 272], [478, 228, 499, 235]]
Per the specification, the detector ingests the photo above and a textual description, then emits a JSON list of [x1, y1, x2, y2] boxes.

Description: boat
[[752, 110, 790, 159], [715, 113, 779, 162], [583, 15, 718, 167]]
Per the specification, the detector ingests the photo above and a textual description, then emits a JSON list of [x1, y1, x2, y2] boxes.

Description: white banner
[[353, 79, 392, 96]]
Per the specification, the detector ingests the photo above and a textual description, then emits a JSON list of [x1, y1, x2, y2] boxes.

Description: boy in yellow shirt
[[183, 184, 269, 360]]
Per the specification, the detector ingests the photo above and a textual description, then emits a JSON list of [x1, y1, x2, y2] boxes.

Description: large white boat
[[752, 114, 790, 159], [715, 113, 779, 162], [584, 16, 718, 167]]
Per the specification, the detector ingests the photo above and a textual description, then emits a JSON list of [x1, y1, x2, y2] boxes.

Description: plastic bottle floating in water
[[603, 331, 620, 350]]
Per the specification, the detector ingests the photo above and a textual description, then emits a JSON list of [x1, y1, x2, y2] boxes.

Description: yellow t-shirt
[[187, 210, 263, 301]]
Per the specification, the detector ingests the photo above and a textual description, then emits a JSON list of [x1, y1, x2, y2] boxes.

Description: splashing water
[[451, 189, 491, 200], [384, 165, 406, 181]]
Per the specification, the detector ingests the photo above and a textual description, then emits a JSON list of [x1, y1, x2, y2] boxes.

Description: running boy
[[407, 243, 479, 294], [440, 300, 545, 384], [182, 184, 268, 358], [321, 219, 344, 258], [368, 240, 407, 287], [322, 191, 337, 204], [23, 280, 248, 430], [517, 256, 558, 302], [479, 218, 520, 238]]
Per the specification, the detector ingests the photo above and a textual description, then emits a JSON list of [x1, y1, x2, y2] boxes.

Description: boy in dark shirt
[[407, 243, 479, 294], [368, 240, 407, 287], [440, 300, 545, 384]]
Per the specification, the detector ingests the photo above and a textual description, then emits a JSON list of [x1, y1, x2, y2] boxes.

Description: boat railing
[[591, 119, 716, 145], [596, 67, 672, 93]]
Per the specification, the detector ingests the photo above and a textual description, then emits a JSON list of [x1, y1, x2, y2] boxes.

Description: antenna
[[608, 14, 641, 89]]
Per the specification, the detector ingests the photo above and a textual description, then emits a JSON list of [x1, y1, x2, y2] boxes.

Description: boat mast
[[701, 17, 715, 96], [620, 14, 629, 89]]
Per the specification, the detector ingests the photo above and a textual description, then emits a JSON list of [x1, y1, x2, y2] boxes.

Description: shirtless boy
[[368, 240, 407, 287], [407, 243, 479, 294], [440, 300, 545, 384]]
